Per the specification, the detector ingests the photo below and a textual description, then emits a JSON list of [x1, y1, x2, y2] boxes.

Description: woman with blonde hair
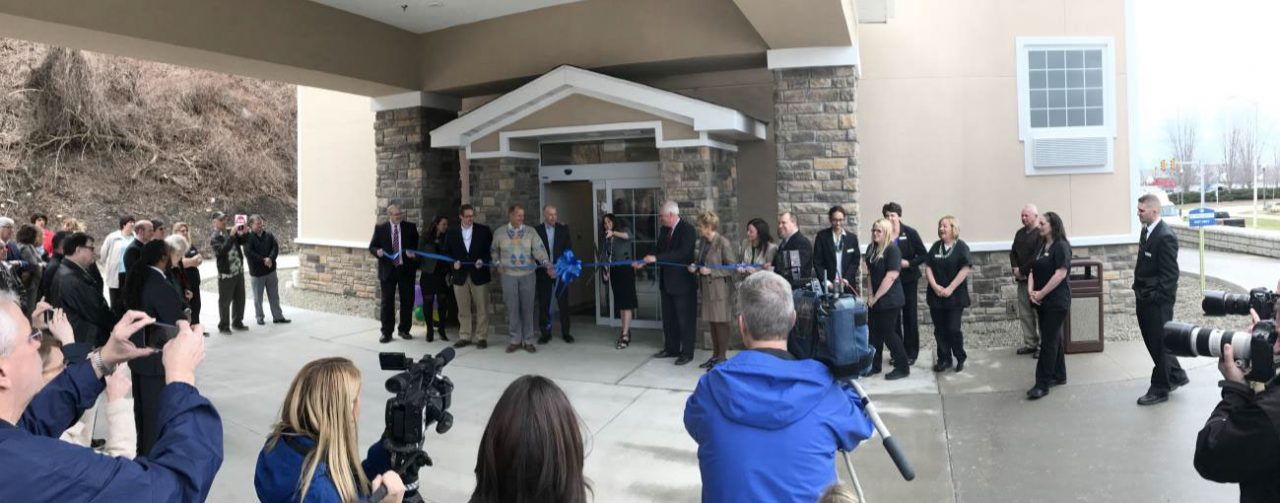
[[924, 215, 972, 373], [689, 210, 737, 370], [864, 218, 909, 380], [255, 357, 406, 503]]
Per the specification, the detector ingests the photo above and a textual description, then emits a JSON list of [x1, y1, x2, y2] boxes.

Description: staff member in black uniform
[[1026, 211, 1071, 400], [638, 201, 697, 365], [770, 211, 812, 289], [1134, 193, 1188, 405], [865, 219, 910, 380], [883, 202, 926, 365], [925, 216, 972, 373], [123, 239, 190, 455], [813, 205, 860, 295]]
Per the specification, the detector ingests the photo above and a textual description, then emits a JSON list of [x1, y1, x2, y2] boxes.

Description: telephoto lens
[[1164, 321, 1258, 359], [1202, 290, 1252, 317]]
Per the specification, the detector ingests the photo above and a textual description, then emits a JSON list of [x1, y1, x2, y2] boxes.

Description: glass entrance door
[[593, 179, 663, 330]]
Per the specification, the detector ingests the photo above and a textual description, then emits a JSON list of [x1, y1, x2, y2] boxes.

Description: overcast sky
[[1133, 0, 1280, 172]]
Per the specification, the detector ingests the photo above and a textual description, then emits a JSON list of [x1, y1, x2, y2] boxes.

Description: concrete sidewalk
[[191, 288, 1235, 502], [1178, 247, 1280, 291]]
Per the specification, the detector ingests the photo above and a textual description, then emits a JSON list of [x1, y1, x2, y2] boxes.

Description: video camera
[[373, 348, 456, 503], [1203, 288, 1278, 320], [1164, 320, 1278, 382]]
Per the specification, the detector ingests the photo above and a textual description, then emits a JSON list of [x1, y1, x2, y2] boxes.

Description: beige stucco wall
[[857, 0, 1130, 244], [297, 87, 377, 246]]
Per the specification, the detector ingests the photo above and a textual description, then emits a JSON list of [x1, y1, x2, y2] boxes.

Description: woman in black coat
[[123, 239, 189, 456], [419, 215, 453, 342]]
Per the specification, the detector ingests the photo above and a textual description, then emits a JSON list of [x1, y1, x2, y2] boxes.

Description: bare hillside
[[0, 39, 296, 248]]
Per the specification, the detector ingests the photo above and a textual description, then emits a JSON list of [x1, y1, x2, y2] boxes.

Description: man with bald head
[[535, 204, 574, 344], [1010, 204, 1042, 356]]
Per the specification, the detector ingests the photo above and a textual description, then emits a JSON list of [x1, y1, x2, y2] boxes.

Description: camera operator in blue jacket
[[684, 271, 874, 503], [0, 297, 223, 502]]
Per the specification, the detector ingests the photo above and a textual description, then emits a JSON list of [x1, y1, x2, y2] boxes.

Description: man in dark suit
[[1134, 193, 1187, 405], [770, 211, 813, 289], [443, 204, 493, 349], [535, 204, 574, 344], [884, 202, 927, 365], [368, 205, 419, 344], [813, 205, 861, 295], [51, 232, 117, 346], [638, 200, 698, 365]]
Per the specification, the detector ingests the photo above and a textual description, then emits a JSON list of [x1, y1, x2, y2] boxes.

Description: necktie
[[664, 225, 673, 248], [393, 224, 402, 266], [1140, 226, 1148, 248]]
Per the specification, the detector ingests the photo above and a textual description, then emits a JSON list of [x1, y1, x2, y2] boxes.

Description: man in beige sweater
[[491, 205, 553, 353]]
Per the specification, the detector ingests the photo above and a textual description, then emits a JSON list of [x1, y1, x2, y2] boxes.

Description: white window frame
[[1016, 37, 1117, 176]]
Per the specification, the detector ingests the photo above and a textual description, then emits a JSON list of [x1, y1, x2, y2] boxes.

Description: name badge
[[1143, 251, 1153, 258]]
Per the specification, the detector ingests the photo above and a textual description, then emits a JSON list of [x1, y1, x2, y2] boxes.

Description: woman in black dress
[[865, 218, 910, 380], [925, 216, 972, 373], [601, 213, 637, 349], [1026, 211, 1071, 400], [419, 215, 453, 342]]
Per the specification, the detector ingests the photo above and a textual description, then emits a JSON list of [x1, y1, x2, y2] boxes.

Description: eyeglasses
[[29, 330, 42, 343]]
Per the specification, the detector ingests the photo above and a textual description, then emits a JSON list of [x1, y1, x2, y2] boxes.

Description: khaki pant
[[454, 277, 489, 342], [1016, 281, 1039, 348]]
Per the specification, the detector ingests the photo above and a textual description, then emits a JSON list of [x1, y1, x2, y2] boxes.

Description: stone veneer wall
[[468, 156, 541, 337], [297, 243, 379, 299], [773, 66, 859, 237], [374, 107, 461, 224], [1168, 220, 1280, 258], [659, 146, 739, 238]]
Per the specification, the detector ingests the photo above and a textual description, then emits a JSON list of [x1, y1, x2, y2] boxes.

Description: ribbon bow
[[554, 249, 582, 284]]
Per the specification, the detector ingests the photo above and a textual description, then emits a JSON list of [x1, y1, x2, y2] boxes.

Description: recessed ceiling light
[[428, 1, 444, 6]]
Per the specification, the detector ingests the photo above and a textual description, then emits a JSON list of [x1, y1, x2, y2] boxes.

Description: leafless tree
[[1165, 114, 1198, 191]]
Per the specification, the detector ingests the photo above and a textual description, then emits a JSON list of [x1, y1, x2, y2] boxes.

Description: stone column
[[374, 107, 461, 224], [468, 156, 541, 336], [773, 66, 858, 236], [658, 146, 739, 238]]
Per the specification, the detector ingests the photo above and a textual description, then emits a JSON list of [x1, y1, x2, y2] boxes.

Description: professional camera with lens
[[1165, 320, 1278, 382], [376, 348, 455, 503], [1203, 288, 1278, 320]]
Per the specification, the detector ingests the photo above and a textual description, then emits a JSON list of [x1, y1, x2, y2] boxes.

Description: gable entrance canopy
[[430, 65, 767, 159]]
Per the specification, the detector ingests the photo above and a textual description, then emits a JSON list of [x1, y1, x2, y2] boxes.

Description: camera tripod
[[839, 378, 915, 501]]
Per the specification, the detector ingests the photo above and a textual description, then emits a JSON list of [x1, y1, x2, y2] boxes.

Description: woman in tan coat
[[690, 210, 737, 370]]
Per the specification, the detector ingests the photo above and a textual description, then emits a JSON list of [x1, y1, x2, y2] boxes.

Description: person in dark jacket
[[124, 239, 189, 455], [443, 204, 493, 349], [1134, 194, 1187, 406], [1026, 211, 1071, 400], [247, 215, 290, 326], [210, 212, 249, 334], [118, 220, 155, 296], [37, 231, 68, 303], [0, 299, 223, 502], [173, 222, 205, 329], [255, 357, 405, 503], [770, 210, 813, 289], [51, 233, 117, 346], [369, 205, 418, 343], [883, 202, 927, 366], [639, 200, 698, 366], [535, 204, 574, 344], [813, 205, 860, 295], [1010, 204, 1043, 356], [685, 271, 873, 503], [865, 219, 910, 380], [419, 215, 453, 343], [924, 216, 972, 373]]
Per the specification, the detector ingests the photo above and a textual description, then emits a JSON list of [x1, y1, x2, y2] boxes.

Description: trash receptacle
[[1065, 258, 1104, 354]]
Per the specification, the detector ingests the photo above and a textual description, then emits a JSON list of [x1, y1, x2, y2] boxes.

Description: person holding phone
[[123, 240, 189, 455], [210, 212, 249, 334]]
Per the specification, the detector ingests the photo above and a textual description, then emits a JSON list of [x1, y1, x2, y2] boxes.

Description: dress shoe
[[1137, 392, 1169, 406], [864, 367, 883, 377], [438, 329, 449, 342], [674, 356, 693, 366], [538, 334, 552, 345], [1026, 387, 1049, 400], [379, 334, 393, 344], [1016, 346, 1037, 355], [398, 331, 413, 340], [453, 340, 472, 348], [524, 344, 537, 354], [1032, 350, 1040, 359], [218, 326, 232, 335], [232, 323, 250, 331], [653, 350, 678, 359], [273, 318, 292, 324], [907, 358, 916, 366], [885, 367, 910, 380], [932, 361, 952, 372], [562, 334, 575, 344], [1172, 376, 1190, 390], [699, 357, 719, 369], [1051, 378, 1067, 387], [257, 319, 265, 326], [426, 331, 435, 343], [476, 340, 488, 349], [955, 357, 966, 373], [506, 344, 520, 353], [705, 359, 723, 372]]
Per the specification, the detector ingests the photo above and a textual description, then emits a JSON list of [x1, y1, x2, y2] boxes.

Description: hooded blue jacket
[[254, 430, 392, 503], [684, 349, 874, 503]]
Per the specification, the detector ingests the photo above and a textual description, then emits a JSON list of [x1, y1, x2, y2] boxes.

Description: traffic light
[[1171, 159, 1177, 172], [1160, 159, 1167, 171]]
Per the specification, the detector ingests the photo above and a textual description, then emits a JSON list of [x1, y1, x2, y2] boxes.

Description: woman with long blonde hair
[[255, 357, 406, 503], [863, 219, 909, 380]]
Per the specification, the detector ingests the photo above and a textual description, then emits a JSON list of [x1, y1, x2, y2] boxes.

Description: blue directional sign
[[1188, 207, 1216, 229]]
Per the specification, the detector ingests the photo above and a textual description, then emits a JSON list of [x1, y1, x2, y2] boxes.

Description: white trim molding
[[371, 91, 462, 113], [294, 237, 370, 250], [430, 65, 766, 153], [767, 46, 861, 74], [464, 121, 739, 159], [1015, 36, 1117, 176]]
